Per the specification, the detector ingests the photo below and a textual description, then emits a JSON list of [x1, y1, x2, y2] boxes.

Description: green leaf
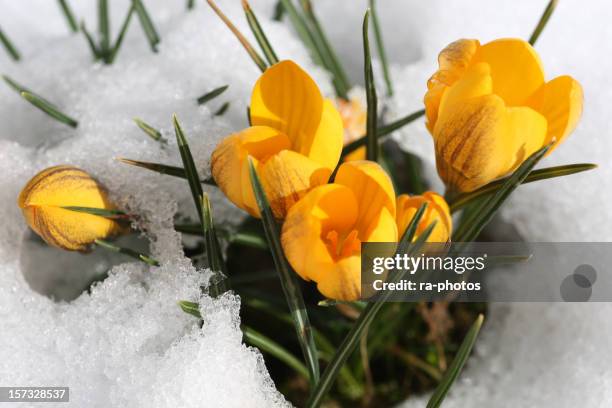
[[3, 75, 78, 127], [243, 325, 310, 379], [178, 300, 201, 318], [273, 0, 284, 21], [116, 158, 216, 185], [175, 223, 269, 250], [173, 114, 204, 225], [187, 0, 195, 10], [341, 109, 425, 158], [206, 0, 267, 72], [201, 194, 229, 297], [132, 0, 160, 52], [299, 0, 350, 98], [21, 91, 78, 128], [362, 10, 378, 162], [368, 0, 392, 96], [197, 84, 229, 105], [214, 101, 230, 116], [248, 157, 320, 386], [0, 27, 21, 61], [94, 239, 159, 266], [529, 0, 558, 46], [426, 314, 484, 408], [452, 143, 553, 242], [80, 21, 101, 59], [98, 0, 110, 56], [306, 207, 434, 408], [242, 0, 279, 65], [109, 6, 135, 63], [450, 163, 597, 212], [133, 117, 165, 142], [62, 206, 129, 220], [278, 0, 325, 67], [57, 0, 79, 33]]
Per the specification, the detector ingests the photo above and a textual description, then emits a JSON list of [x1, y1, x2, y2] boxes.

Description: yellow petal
[[425, 39, 480, 131], [396, 192, 452, 242], [472, 38, 545, 106], [433, 94, 513, 192], [437, 62, 493, 119], [259, 150, 332, 218], [250, 60, 342, 168], [334, 160, 396, 238], [281, 184, 359, 285], [504, 106, 548, 171], [210, 126, 291, 217], [527, 75, 583, 150], [316, 255, 361, 301], [18, 165, 122, 251]]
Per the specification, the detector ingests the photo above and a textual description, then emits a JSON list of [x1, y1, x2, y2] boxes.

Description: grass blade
[[57, 0, 79, 33], [426, 314, 484, 408], [201, 194, 229, 296], [173, 115, 204, 225], [116, 158, 216, 185], [242, 0, 279, 65], [529, 0, 558, 46], [453, 143, 552, 242], [94, 239, 159, 266], [206, 0, 267, 72], [98, 0, 110, 56], [307, 213, 434, 408], [187, 0, 195, 10], [197, 84, 229, 105], [175, 223, 269, 250], [0, 27, 21, 61], [363, 10, 378, 162], [132, 0, 160, 52], [248, 157, 320, 386], [273, 1, 285, 21], [109, 6, 135, 63], [214, 101, 230, 116], [133, 117, 165, 142], [300, 0, 350, 98], [368, 0, 392, 96], [62, 206, 129, 220], [450, 163, 597, 212], [21, 91, 78, 128], [80, 21, 101, 59], [178, 300, 201, 318], [377, 108, 425, 137]]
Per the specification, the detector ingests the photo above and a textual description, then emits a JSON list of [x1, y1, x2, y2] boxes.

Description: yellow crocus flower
[[18, 165, 124, 251], [425, 38, 583, 192], [281, 160, 397, 301], [396, 192, 452, 243], [211, 60, 343, 218]]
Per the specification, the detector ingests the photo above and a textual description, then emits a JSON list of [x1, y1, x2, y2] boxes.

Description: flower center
[[325, 229, 361, 259]]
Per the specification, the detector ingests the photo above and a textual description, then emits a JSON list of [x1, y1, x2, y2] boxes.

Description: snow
[[1, 0, 611, 407]]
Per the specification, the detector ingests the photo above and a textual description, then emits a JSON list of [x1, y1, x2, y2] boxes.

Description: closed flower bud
[[396, 192, 452, 243], [425, 38, 583, 192], [18, 165, 124, 251]]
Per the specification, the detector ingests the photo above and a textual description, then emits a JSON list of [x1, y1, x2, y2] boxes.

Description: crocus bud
[[396, 192, 452, 243], [18, 165, 124, 251], [425, 38, 583, 192]]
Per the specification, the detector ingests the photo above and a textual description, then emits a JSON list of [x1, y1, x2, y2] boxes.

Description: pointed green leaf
[[0, 27, 21, 61], [248, 157, 320, 386], [368, 0, 392, 96], [109, 6, 135, 63], [214, 101, 230, 116], [57, 0, 79, 33], [242, 0, 279, 65], [98, 0, 110, 56], [178, 300, 201, 318], [117, 158, 216, 185], [363, 9, 378, 162], [62, 206, 129, 220], [173, 114, 204, 225], [187, 0, 195, 10], [21, 91, 78, 128], [80, 21, 101, 59], [133, 117, 165, 142], [426, 314, 484, 408], [132, 0, 160, 52], [197, 84, 229, 105], [94, 239, 159, 266], [529, 0, 558, 46]]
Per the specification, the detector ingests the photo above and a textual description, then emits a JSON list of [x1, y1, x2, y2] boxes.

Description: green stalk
[[0, 28, 20, 61], [21, 91, 78, 128], [363, 10, 378, 162], [426, 314, 484, 408], [80, 21, 101, 59], [529, 0, 558, 46], [341, 109, 425, 157], [450, 163, 597, 212], [173, 115, 204, 225], [116, 158, 216, 185], [187, 0, 195, 10], [201, 194, 229, 296], [368, 0, 393, 96], [197, 85, 229, 105], [62, 206, 129, 220], [307, 205, 433, 408], [248, 157, 320, 386], [133, 117, 165, 142], [57, 0, 79, 33], [98, 0, 110, 57], [278, 0, 325, 67], [109, 6, 135, 63], [242, 0, 279, 65], [94, 239, 159, 266], [214, 102, 230, 116]]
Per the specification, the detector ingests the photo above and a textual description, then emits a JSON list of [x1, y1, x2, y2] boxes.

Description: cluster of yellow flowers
[[18, 38, 582, 302]]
